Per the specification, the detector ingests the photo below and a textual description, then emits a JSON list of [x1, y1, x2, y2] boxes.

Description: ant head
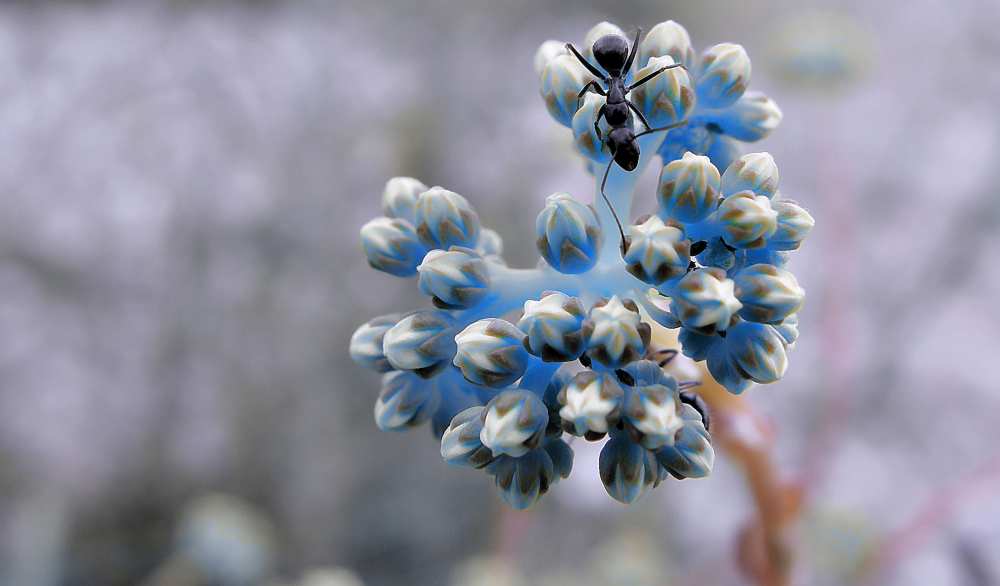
[[592, 34, 629, 76]]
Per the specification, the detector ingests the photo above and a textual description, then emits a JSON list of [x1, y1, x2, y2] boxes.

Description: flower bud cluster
[[650, 152, 812, 393], [350, 19, 812, 508]]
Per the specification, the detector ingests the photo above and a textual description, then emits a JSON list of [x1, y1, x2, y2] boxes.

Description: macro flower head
[[351, 20, 813, 508]]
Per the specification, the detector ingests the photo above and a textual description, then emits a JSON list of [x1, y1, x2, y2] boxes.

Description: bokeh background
[[2, 0, 999, 585]]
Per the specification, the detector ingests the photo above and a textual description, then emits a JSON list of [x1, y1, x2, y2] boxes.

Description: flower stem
[[593, 132, 669, 261]]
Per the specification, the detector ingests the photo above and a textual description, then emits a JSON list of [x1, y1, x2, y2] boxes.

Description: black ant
[[566, 29, 689, 255]]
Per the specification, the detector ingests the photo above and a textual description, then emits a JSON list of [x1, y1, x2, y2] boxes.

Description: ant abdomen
[[607, 128, 639, 171]]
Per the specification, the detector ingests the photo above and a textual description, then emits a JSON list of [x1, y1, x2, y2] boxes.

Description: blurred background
[[1, 0, 999, 585]]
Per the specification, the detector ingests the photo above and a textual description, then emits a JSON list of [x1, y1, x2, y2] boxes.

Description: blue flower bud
[[429, 374, 483, 439], [655, 403, 714, 479], [725, 320, 788, 384], [769, 199, 815, 251], [542, 365, 574, 414], [414, 187, 481, 250], [440, 406, 495, 468], [671, 268, 742, 333], [706, 340, 754, 394], [658, 124, 740, 171], [349, 313, 402, 372], [621, 359, 673, 387], [359, 217, 428, 277], [382, 310, 456, 377], [715, 191, 778, 248], [492, 449, 556, 509], [624, 380, 685, 449], [535, 192, 602, 274], [558, 371, 624, 437], [540, 53, 595, 127], [599, 433, 660, 503], [517, 292, 590, 362], [417, 247, 490, 309], [480, 390, 549, 458], [707, 92, 782, 143], [771, 313, 800, 349], [638, 20, 696, 69], [638, 290, 682, 329], [381, 177, 428, 224], [477, 228, 504, 258], [721, 152, 779, 199], [697, 43, 751, 109], [657, 152, 721, 223], [453, 319, 530, 387], [624, 216, 691, 284], [733, 264, 805, 324], [744, 247, 790, 268], [542, 437, 574, 482], [374, 371, 441, 431], [696, 237, 737, 271], [629, 55, 695, 127], [678, 326, 720, 362], [585, 296, 650, 368], [705, 134, 741, 172]]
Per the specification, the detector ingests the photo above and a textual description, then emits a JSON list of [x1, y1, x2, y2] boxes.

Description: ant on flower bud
[[567, 29, 689, 255]]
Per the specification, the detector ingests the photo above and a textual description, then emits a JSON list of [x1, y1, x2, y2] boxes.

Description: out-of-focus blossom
[[176, 494, 276, 586]]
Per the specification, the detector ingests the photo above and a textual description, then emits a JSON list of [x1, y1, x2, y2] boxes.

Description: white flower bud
[[630, 55, 695, 128], [715, 191, 778, 248], [624, 216, 690, 285], [671, 268, 742, 332], [534, 40, 567, 77], [480, 390, 548, 458], [453, 319, 530, 388], [638, 20, 696, 69], [710, 91, 782, 142], [722, 152, 779, 198], [417, 247, 490, 309], [414, 187, 481, 250], [381, 177, 427, 224], [540, 54, 596, 127], [535, 192, 603, 274], [359, 217, 427, 277], [657, 152, 722, 223], [558, 371, 624, 437], [697, 43, 751, 109]]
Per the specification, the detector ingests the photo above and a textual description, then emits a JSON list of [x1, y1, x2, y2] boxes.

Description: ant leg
[[628, 63, 686, 91], [594, 104, 606, 143], [626, 100, 652, 131], [577, 81, 606, 100], [565, 43, 607, 80], [599, 157, 629, 256], [623, 27, 642, 72], [634, 119, 689, 139]]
